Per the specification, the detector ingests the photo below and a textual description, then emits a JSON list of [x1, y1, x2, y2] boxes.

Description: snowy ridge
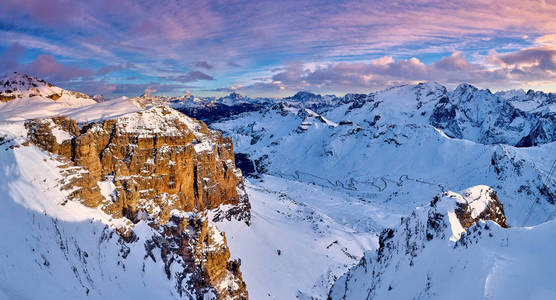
[[329, 186, 556, 300], [0, 72, 96, 106]]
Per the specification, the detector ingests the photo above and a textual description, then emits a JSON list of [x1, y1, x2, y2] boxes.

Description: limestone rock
[[25, 106, 250, 224]]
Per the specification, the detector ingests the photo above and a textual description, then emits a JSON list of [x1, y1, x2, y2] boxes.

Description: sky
[[1, 0, 556, 98]]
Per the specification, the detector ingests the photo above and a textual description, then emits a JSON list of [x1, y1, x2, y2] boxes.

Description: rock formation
[[24, 105, 250, 299], [329, 185, 510, 300]]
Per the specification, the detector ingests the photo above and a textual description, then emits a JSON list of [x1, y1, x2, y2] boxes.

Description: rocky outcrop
[[434, 185, 508, 229], [146, 214, 248, 299], [24, 105, 250, 299], [329, 185, 510, 300], [25, 106, 250, 225]]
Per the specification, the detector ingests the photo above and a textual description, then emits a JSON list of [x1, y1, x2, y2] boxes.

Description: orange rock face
[[25, 106, 250, 299], [25, 106, 250, 224], [147, 214, 248, 299], [453, 189, 508, 229]]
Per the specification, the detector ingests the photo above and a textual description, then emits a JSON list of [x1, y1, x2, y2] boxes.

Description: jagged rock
[[329, 185, 511, 300], [25, 105, 250, 224], [145, 214, 248, 299]]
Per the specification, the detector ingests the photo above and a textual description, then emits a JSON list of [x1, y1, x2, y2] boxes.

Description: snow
[[212, 83, 556, 227], [1, 75, 555, 299], [114, 106, 203, 138], [194, 140, 213, 153], [328, 188, 556, 300], [0, 95, 143, 122], [210, 82, 556, 298], [215, 176, 380, 299], [98, 180, 116, 202]]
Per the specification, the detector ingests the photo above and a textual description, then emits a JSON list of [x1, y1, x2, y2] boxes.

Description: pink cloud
[[26, 54, 93, 81], [230, 47, 556, 95], [0, 43, 25, 71]]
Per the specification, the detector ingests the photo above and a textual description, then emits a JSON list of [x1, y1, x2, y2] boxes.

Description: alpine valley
[[1, 72, 555, 300]]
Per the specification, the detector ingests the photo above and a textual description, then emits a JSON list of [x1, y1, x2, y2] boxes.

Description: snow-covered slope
[[0, 73, 142, 122], [0, 133, 238, 299], [0, 72, 96, 106], [329, 186, 556, 300]]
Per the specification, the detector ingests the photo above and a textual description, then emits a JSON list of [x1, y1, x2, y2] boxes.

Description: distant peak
[[454, 82, 479, 92], [228, 91, 243, 98], [287, 91, 322, 101]]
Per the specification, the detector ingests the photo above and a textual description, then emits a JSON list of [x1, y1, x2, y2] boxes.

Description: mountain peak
[[228, 91, 242, 98], [0, 72, 94, 105], [287, 91, 322, 102], [1, 72, 50, 92], [453, 82, 480, 93]]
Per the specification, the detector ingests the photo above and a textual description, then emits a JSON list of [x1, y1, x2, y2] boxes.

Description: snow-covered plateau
[[0, 73, 555, 299]]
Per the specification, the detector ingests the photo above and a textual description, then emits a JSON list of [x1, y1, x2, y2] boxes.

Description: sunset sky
[[1, 0, 555, 97]]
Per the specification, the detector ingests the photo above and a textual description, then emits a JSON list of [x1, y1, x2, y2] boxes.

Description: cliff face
[[24, 105, 250, 299], [25, 106, 250, 224], [147, 214, 248, 299]]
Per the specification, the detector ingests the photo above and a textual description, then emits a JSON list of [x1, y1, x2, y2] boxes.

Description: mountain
[[496, 89, 556, 112], [212, 82, 555, 225], [431, 83, 556, 147], [0, 72, 96, 106], [284, 91, 340, 113], [0, 74, 250, 299], [1, 74, 555, 299], [329, 185, 556, 299], [169, 92, 271, 124]]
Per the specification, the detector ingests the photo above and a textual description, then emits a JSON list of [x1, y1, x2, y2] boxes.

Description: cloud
[[487, 46, 556, 71], [96, 64, 125, 76], [62, 79, 189, 97], [2, 1, 556, 95], [0, 43, 25, 71], [25, 54, 93, 82], [167, 71, 214, 83], [194, 61, 213, 69], [225, 47, 556, 95], [0, 0, 83, 27]]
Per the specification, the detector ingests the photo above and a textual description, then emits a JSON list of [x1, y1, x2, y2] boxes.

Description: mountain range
[[0, 72, 554, 299]]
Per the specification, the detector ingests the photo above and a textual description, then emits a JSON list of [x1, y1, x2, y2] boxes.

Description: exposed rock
[[329, 185, 510, 300], [452, 186, 508, 229], [146, 214, 248, 299], [25, 106, 250, 225], [24, 105, 250, 299]]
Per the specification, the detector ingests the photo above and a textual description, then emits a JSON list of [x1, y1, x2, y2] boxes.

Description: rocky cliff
[[24, 105, 250, 299]]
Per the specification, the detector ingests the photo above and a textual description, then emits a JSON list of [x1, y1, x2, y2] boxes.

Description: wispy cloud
[[1, 0, 555, 96]]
